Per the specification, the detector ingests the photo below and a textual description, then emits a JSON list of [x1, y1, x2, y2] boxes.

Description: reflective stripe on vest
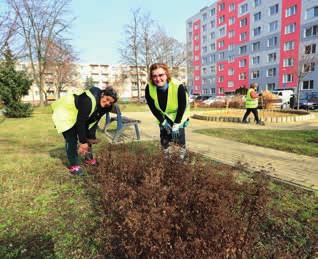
[[245, 88, 258, 108], [148, 80, 190, 125], [51, 89, 97, 133]]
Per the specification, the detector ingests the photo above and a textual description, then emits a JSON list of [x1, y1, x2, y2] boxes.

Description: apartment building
[[186, 0, 318, 98]]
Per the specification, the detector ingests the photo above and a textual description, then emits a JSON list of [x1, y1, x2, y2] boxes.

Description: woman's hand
[[78, 143, 89, 155]]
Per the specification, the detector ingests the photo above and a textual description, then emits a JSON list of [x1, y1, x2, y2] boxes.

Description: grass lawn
[[194, 128, 318, 157], [0, 106, 317, 257], [0, 107, 107, 258]]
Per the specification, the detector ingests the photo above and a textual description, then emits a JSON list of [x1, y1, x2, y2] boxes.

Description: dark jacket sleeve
[[145, 84, 165, 123], [174, 84, 187, 124], [75, 94, 92, 144]]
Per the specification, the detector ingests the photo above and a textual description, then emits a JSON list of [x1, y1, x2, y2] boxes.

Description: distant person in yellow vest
[[145, 63, 190, 159], [52, 86, 118, 175], [242, 83, 264, 125]]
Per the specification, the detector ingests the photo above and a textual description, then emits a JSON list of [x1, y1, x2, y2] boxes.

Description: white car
[[203, 96, 225, 105]]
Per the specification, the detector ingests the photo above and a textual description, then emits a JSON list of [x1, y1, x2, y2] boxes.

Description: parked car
[[202, 96, 225, 105], [299, 99, 318, 110], [271, 90, 294, 109], [194, 95, 212, 104]]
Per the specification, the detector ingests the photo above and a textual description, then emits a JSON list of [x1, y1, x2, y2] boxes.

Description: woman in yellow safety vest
[[52, 86, 118, 175], [145, 63, 190, 159], [242, 83, 264, 125]]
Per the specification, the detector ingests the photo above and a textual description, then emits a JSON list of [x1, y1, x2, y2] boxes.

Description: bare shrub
[[90, 144, 317, 258]]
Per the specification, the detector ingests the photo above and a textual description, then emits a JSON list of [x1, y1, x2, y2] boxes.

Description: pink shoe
[[68, 165, 84, 176], [84, 159, 98, 166]]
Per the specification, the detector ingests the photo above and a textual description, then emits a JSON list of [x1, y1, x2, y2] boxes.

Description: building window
[[229, 30, 235, 38], [229, 3, 235, 12], [203, 46, 207, 53], [219, 15, 225, 24], [219, 27, 226, 37], [269, 4, 279, 16], [306, 6, 318, 20], [285, 23, 296, 34], [228, 81, 234, 87], [240, 3, 248, 14], [254, 12, 261, 22], [239, 72, 247, 80], [202, 13, 207, 21], [211, 32, 215, 39], [218, 40, 225, 48], [219, 52, 225, 59], [210, 43, 215, 51], [218, 64, 224, 71], [252, 41, 261, 52], [267, 52, 277, 63], [251, 70, 260, 79], [305, 25, 318, 37], [267, 68, 276, 77], [252, 56, 260, 64], [267, 83, 275, 90], [219, 87, 224, 94], [218, 76, 224, 82], [253, 26, 261, 36], [283, 74, 293, 83], [284, 41, 295, 51], [210, 65, 216, 72], [286, 5, 297, 17], [211, 20, 215, 28], [228, 55, 235, 62], [228, 68, 234, 76], [283, 58, 294, 67], [302, 80, 314, 90], [219, 2, 225, 11], [239, 45, 247, 54], [254, 0, 261, 7], [240, 17, 248, 27], [229, 16, 235, 25], [267, 36, 278, 47], [211, 8, 216, 16], [240, 32, 247, 41], [228, 44, 234, 51], [305, 44, 316, 54], [303, 62, 315, 72], [269, 20, 278, 32], [239, 59, 247, 67]]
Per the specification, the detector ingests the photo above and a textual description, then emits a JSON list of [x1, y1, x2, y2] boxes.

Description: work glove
[[171, 123, 181, 140], [160, 119, 172, 132]]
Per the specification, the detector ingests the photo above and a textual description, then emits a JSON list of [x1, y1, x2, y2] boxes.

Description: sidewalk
[[123, 112, 318, 191]]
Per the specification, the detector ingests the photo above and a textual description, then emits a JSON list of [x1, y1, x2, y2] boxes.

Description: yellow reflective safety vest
[[148, 80, 190, 126], [51, 89, 97, 133], [245, 88, 258, 108]]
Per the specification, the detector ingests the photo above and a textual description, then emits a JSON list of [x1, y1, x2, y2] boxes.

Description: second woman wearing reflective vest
[[145, 63, 190, 159]]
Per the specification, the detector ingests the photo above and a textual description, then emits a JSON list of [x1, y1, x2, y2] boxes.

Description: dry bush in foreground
[[90, 144, 317, 258]]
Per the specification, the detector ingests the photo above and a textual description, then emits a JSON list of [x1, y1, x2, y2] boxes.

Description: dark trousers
[[62, 125, 96, 166], [160, 127, 186, 149], [242, 108, 259, 123]]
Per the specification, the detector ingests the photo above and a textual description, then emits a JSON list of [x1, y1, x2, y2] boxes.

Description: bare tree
[[295, 46, 318, 109], [139, 11, 155, 76], [119, 8, 186, 99], [119, 8, 142, 100], [152, 26, 186, 68], [0, 7, 17, 55], [6, 0, 73, 105], [46, 39, 78, 98]]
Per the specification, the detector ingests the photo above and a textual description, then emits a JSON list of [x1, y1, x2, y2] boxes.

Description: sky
[[70, 0, 215, 64]]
